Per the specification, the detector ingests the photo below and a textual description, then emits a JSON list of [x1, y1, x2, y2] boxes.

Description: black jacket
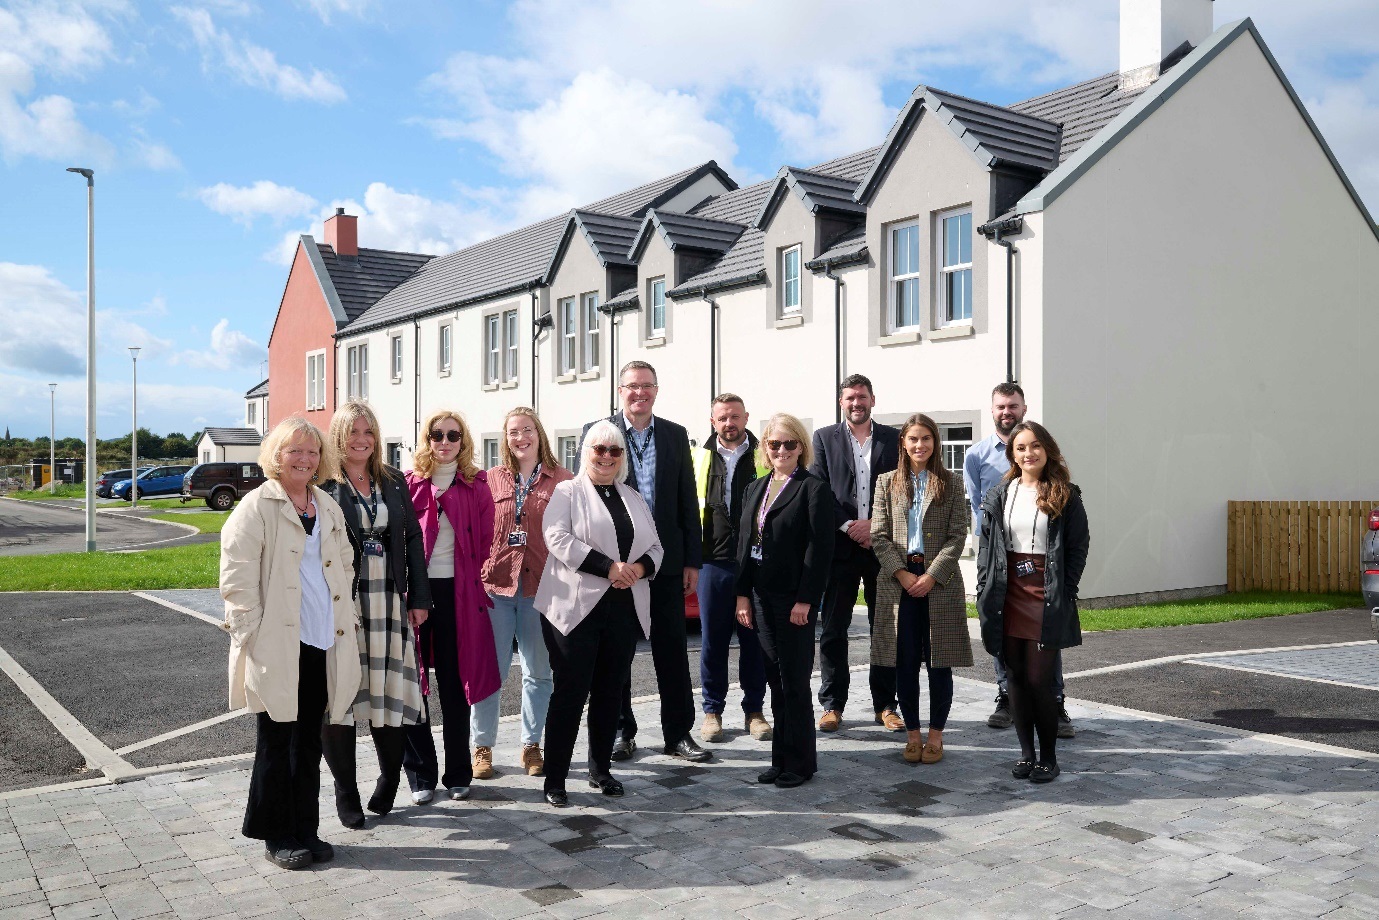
[[733, 469, 835, 606], [320, 468, 432, 610], [975, 480, 1090, 654], [808, 421, 900, 563], [698, 430, 761, 562], [580, 414, 703, 579]]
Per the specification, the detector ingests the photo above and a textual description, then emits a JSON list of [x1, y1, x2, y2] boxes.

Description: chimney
[[323, 207, 358, 257], [1120, 0, 1214, 90]]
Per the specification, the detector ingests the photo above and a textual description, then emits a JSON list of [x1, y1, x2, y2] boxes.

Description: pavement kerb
[[0, 494, 202, 545]]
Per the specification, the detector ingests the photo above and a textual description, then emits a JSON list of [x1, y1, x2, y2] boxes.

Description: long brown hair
[[328, 400, 389, 484], [413, 409, 480, 483], [890, 413, 948, 507], [1002, 420, 1072, 517], [499, 407, 558, 474]]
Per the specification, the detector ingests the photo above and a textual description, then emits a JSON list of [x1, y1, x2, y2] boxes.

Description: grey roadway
[[0, 498, 211, 556]]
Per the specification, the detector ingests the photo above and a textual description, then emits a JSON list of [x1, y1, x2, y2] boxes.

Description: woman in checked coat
[[870, 413, 972, 765]]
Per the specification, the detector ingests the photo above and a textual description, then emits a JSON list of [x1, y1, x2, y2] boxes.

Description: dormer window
[[937, 209, 972, 325], [781, 245, 801, 316], [890, 222, 921, 331], [648, 278, 666, 338]]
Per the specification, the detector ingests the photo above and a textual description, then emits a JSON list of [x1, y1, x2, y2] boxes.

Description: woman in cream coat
[[534, 419, 663, 808], [221, 417, 362, 872]]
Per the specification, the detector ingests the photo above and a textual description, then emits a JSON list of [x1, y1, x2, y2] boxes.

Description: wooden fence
[[1227, 500, 1377, 593]]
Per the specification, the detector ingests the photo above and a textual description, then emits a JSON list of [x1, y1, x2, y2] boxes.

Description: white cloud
[[172, 318, 266, 371], [197, 179, 318, 224], [301, 0, 373, 23], [131, 135, 181, 170], [172, 6, 347, 104]]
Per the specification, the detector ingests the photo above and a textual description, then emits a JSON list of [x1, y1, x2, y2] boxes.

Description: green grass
[[4, 484, 87, 501], [0, 542, 220, 591], [148, 511, 228, 534], [122, 497, 198, 510], [962, 590, 1360, 631]]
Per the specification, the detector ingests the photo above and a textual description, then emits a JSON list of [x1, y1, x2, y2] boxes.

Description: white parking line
[[1185, 658, 1379, 693], [114, 708, 250, 755], [1061, 640, 1373, 680], [133, 591, 222, 627]]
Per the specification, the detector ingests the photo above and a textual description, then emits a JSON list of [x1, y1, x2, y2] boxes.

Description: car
[[111, 465, 194, 501], [181, 462, 265, 510], [1363, 506, 1379, 642], [95, 467, 152, 498]]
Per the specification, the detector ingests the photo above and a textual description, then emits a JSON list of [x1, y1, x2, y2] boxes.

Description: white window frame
[[889, 221, 921, 332], [246, 402, 256, 426], [781, 245, 801, 315], [581, 292, 600, 373], [557, 436, 579, 473], [558, 297, 577, 375], [648, 278, 666, 338], [484, 314, 500, 385], [940, 423, 974, 474], [346, 343, 368, 400], [483, 438, 499, 470], [386, 442, 402, 469], [390, 335, 403, 382], [504, 309, 519, 382], [936, 207, 973, 327], [305, 349, 326, 410], [438, 323, 452, 375]]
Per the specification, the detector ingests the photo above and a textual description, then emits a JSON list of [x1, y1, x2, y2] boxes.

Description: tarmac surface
[[0, 498, 211, 556]]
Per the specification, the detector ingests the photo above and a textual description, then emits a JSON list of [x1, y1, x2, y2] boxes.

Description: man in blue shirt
[[964, 382, 1073, 738]]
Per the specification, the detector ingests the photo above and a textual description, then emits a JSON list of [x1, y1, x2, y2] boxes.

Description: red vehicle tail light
[[1370, 509, 1379, 530]]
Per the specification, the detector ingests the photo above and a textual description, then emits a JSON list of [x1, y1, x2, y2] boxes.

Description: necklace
[[288, 491, 310, 514]]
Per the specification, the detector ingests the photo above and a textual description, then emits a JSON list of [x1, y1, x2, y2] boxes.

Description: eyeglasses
[[429, 430, 463, 443], [765, 440, 800, 452], [591, 445, 625, 458], [619, 383, 658, 393], [506, 426, 536, 439]]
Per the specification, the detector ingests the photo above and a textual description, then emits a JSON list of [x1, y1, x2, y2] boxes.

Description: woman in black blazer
[[735, 413, 835, 788]]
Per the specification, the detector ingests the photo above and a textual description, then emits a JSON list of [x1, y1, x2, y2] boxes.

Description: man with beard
[[809, 374, 901, 733], [964, 382, 1074, 738], [692, 394, 771, 744]]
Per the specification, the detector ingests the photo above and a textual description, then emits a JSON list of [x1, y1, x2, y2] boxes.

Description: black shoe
[[987, 693, 1013, 729], [588, 774, 624, 796], [301, 837, 334, 863], [611, 736, 636, 761], [1011, 759, 1035, 779], [333, 787, 365, 829], [544, 789, 570, 808], [1057, 706, 1076, 739], [665, 736, 712, 763], [1031, 761, 1061, 783], [366, 775, 399, 816], [264, 838, 311, 871], [757, 767, 782, 784], [773, 772, 808, 788]]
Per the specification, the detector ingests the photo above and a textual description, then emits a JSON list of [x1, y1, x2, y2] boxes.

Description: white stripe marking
[[1185, 658, 1379, 693], [1061, 640, 1373, 679], [114, 708, 249, 755], [133, 591, 222, 626]]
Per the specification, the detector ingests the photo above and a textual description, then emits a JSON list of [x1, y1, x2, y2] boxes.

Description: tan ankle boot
[[745, 712, 772, 741], [472, 746, 494, 780], [520, 744, 544, 777]]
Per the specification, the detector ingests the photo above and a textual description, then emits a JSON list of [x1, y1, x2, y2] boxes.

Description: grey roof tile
[[545, 209, 642, 280], [755, 166, 864, 228], [668, 227, 766, 297], [1008, 71, 1150, 162], [317, 245, 433, 324], [806, 226, 868, 270], [203, 427, 263, 446], [603, 287, 639, 310], [244, 379, 268, 398], [925, 87, 1062, 171], [630, 210, 746, 260]]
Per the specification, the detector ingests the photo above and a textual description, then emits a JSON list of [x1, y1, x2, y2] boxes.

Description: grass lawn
[[148, 511, 228, 534], [0, 542, 219, 591], [4, 484, 87, 501], [960, 591, 1360, 631]]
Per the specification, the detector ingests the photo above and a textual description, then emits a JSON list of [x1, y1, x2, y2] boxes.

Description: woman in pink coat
[[401, 409, 500, 803]]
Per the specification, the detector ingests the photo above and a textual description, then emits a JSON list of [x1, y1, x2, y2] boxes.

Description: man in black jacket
[[808, 374, 901, 733], [580, 361, 710, 763]]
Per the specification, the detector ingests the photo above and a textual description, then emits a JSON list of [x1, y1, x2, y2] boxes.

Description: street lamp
[[66, 166, 96, 551], [129, 347, 141, 507], [48, 384, 57, 495]]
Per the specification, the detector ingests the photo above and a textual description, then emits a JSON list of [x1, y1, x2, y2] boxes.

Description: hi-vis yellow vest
[[692, 443, 771, 515]]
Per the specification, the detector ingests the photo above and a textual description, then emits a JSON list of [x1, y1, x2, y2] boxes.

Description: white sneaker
[[411, 789, 433, 805], [447, 786, 470, 800]]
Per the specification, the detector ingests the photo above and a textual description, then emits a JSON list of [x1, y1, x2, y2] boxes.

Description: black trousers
[[615, 573, 695, 747], [542, 592, 640, 792], [403, 578, 473, 791], [243, 642, 328, 842], [753, 591, 818, 778], [818, 553, 897, 715], [895, 561, 954, 733]]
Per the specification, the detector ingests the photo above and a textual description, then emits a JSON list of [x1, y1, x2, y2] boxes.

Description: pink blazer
[[406, 469, 500, 705], [534, 476, 664, 638]]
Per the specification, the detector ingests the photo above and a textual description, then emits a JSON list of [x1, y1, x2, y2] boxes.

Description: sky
[[2, 0, 1377, 439]]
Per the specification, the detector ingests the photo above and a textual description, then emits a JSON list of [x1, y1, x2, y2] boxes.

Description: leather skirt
[[1003, 552, 1046, 641]]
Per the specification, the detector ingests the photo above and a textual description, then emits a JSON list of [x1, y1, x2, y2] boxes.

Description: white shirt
[[428, 461, 458, 578], [715, 438, 751, 516], [1004, 480, 1049, 555], [845, 423, 873, 531], [298, 499, 335, 651]]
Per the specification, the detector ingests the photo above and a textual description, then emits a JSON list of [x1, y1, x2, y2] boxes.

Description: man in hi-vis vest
[[693, 394, 773, 744]]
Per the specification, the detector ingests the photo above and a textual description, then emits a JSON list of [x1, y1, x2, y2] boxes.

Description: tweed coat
[[869, 469, 972, 669]]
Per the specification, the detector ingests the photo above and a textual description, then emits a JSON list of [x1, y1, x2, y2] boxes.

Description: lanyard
[[1007, 482, 1040, 550], [349, 478, 379, 533], [755, 472, 792, 540], [626, 424, 652, 467], [513, 464, 541, 525]]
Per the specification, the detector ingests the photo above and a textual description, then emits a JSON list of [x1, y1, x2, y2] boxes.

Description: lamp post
[[66, 166, 96, 551], [129, 347, 141, 507], [48, 384, 56, 494]]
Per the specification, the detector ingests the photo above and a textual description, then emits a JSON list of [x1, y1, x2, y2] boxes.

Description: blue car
[[112, 465, 194, 501]]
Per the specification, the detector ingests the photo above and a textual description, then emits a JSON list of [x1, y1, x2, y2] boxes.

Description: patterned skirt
[[354, 547, 424, 727]]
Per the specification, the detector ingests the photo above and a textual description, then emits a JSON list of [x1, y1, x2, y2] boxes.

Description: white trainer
[[447, 786, 471, 801], [411, 789, 433, 805]]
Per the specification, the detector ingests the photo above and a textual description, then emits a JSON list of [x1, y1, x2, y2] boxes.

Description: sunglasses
[[591, 445, 625, 458], [429, 430, 463, 443], [765, 440, 800, 451]]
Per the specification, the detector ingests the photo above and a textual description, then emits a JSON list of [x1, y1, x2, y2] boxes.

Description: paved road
[[0, 498, 209, 556]]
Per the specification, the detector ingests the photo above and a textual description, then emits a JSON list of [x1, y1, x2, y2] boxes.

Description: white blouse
[[1004, 480, 1049, 555], [428, 461, 458, 578]]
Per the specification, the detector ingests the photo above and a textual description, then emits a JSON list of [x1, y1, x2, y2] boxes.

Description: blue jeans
[[698, 560, 766, 716], [469, 592, 553, 748]]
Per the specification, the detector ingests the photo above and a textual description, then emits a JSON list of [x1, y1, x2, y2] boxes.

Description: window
[[581, 292, 600, 373], [305, 351, 326, 410], [483, 438, 499, 470], [439, 324, 452, 374], [558, 436, 579, 473], [246, 402, 256, 426], [387, 443, 402, 469], [391, 335, 403, 381], [346, 344, 368, 400], [202, 450, 210, 464], [558, 297, 576, 375], [648, 278, 666, 337], [940, 424, 974, 473], [890, 223, 921, 330], [484, 314, 500, 384], [504, 309, 519, 382], [938, 210, 973, 325], [781, 245, 801, 315]]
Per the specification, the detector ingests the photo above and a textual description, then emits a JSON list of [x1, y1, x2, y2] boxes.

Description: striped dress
[[343, 488, 424, 727]]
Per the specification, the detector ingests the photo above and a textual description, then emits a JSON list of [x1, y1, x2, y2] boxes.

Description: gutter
[[977, 215, 1024, 384], [530, 286, 549, 412], [823, 267, 843, 424], [701, 288, 718, 404], [666, 269, 767, 302], [598, 298, 642, 414], [336, 277, 546, 340]]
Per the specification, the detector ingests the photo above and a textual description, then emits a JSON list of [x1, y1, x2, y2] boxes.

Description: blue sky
[[3, 0, 1377, 438]]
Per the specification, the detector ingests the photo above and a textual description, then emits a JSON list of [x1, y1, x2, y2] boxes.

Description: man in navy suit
[[808, 374, 901, 733], [580, 360, 710, 763]]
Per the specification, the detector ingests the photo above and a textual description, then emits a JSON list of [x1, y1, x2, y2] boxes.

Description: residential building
[[244, 379, 268, 436], [196, 428, 263, 464]]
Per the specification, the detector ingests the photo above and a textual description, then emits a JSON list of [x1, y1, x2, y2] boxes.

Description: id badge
[[507, 531, 527, 547], [1014, 559, 1036, 578], [750, 544, 763, 562], [362, 538, 385, 558]]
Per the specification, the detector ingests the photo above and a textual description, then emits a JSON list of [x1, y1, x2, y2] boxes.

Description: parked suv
[[1363, 507, 1379, 643], [96, 467, 151, 498], [181, 462, 265, 510], [112, 465, 194, 501]]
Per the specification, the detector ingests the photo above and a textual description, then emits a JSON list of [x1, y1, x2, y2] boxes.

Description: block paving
[[1189, 645, 1379, 690]]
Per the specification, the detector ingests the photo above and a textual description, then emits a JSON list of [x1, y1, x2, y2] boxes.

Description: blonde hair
[[258, 416, 337, 484], [328, 400, 390, 483], [755, 413, 813, 472], [580, 420, 627, 481], [499, 407, 558, 474], [413, 409, 480, 483]]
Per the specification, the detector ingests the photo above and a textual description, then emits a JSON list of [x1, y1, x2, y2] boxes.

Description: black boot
[[366, 725, 405, 816], [320, 724, 365, 829]]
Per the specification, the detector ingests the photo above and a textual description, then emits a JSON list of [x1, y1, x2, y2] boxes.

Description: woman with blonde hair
[[402, 409, 499, 803], [221, 417, 360, 870], [473, 407, 572, 778], [870, 414, 971, 766], [318, 401, 432, 827]]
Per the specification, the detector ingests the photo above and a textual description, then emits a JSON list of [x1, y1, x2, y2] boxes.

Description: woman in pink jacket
[[401, 409, 499, 803]]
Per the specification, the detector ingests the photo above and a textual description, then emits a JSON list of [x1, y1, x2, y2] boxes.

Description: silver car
[[1364, 507, 1379, 641]]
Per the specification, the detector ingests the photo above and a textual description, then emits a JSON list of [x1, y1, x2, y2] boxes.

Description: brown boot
[[745, 712, 772, 741], [472, 747, 494, 780], [520, 744, 544, 777], [818, 710, 842, 732], [700, 713, 724, 743]]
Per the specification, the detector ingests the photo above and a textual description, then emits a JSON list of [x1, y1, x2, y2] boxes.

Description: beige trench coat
[[221, 478, 362, 725], [870, 469, 972, 669]]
